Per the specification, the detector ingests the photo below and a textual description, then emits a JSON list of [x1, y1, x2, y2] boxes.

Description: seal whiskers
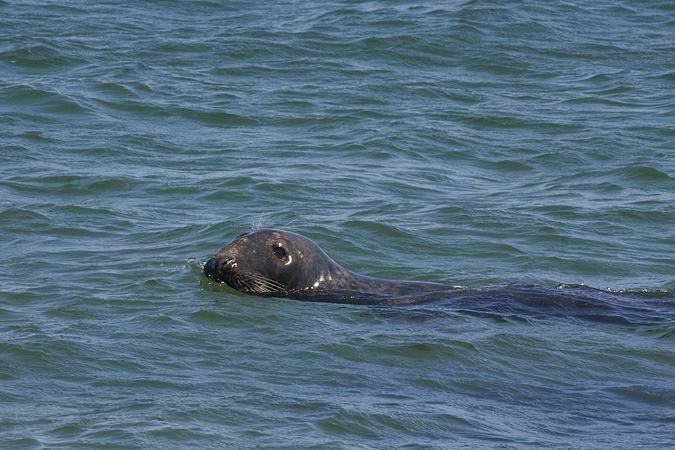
[[245, 274, 285, 294]]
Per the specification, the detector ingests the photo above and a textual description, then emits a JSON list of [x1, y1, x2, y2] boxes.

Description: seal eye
[[273, 246, 286, 259]]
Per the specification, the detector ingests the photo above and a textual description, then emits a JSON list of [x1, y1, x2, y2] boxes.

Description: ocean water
[[2, 0, 675, 448]]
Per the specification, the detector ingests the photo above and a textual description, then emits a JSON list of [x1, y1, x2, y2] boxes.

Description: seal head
[[204, 229, 459, 303], [203, 229, 344, 295]]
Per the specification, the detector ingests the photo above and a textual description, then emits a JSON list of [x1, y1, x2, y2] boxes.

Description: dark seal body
[[203, 229, 675, 320], [203, 229, 461, 304]]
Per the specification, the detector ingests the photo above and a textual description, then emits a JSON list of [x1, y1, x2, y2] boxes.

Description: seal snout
[[204, 254, 236, 281]]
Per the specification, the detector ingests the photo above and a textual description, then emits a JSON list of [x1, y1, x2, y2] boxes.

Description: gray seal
[[203, 229, 461, 304]]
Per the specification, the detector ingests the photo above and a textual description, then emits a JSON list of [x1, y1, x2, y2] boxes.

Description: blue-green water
[[2, 0, 675, 448]]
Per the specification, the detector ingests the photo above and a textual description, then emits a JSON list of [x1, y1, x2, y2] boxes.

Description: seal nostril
[[204, 255, 235, 277], [221, 256, 235, 270]]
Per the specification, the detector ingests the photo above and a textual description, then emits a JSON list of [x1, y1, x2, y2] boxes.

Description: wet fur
[[203, 229, 461, 304]]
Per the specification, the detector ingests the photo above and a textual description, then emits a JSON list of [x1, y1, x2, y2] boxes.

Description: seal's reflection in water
[[204, 229, 675, 324]]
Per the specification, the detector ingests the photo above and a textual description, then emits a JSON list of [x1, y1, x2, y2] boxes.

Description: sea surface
[[2, 0, 675, 448]]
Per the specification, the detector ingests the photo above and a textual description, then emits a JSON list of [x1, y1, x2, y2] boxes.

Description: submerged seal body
[[203, 229, 460, 304], [203, 229, 675, 319]]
